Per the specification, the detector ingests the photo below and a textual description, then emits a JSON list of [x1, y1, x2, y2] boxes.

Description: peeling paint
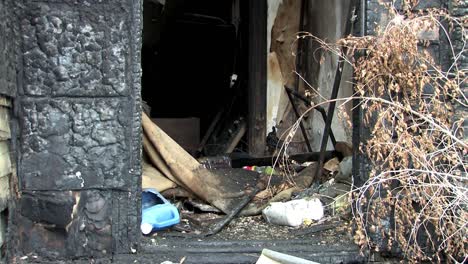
[[266, 0, 301, 135], [266, 52, 288, 133]]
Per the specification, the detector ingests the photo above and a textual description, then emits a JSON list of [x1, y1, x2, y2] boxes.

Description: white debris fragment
[[262, 198, 324, 227]]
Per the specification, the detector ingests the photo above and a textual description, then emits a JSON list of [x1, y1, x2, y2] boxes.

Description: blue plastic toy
[[141, 188, 180, 235]]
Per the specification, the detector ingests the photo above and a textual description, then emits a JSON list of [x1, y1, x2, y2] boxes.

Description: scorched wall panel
[[17, 0, 136, 191], [11, 0, 143, 259], [20, 0, 129, 97], [19, 98, 130, 190]]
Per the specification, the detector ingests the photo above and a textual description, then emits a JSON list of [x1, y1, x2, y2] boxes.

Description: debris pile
[[141, 111, 354, 237]]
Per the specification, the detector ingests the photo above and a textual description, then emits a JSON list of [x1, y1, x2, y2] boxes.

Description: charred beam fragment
[[248, 0, 268, 157]]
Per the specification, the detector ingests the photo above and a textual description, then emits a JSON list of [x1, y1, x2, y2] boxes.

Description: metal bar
[[315, 0, 358, 179], [285, 87, 337, 147], [315, 52, 345, 177], [293, 0, 307, 92], [285, 88, 313, 152], [315, 107, 337, 147]]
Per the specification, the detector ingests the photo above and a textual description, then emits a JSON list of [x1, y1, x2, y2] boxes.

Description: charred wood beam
[[203, 185, 260, 237], [247, 0, 267, 157]]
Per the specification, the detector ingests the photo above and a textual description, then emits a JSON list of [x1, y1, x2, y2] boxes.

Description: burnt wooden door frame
[[9, 0, 143, 260], [247, 0, 267, 157]]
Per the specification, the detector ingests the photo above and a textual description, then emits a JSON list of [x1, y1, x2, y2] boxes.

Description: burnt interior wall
[[266, 0, 356, 154], [247, 0, 268, 156], [8, 0, 143, 260], [266, 0, 304, 153], [303, 0, 354, 152]]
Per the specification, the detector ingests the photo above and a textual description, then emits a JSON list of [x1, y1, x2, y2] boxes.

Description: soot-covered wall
[[9, 0, 142, 260]]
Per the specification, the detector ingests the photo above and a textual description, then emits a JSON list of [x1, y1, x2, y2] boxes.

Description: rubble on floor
[[262, 198, 324, 227], [141, 112, 355, 239]]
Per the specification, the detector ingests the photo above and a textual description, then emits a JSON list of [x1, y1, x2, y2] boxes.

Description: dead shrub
[[283, 9, 466, 263]]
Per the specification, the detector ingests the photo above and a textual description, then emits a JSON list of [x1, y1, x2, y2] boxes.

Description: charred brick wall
[[9, 0, 142, 260]]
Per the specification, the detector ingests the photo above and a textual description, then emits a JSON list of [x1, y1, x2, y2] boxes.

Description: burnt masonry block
[[10, 0, 142, 259], [20, 0, 130, 97], [19, 98, 131, 190], [20, 191, 75, 228], [16, 190, 112, 258]]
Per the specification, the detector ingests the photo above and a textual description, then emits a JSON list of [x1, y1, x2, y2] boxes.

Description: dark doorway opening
[[138, 1, 362, 263], [142, 0, 251, 156]]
